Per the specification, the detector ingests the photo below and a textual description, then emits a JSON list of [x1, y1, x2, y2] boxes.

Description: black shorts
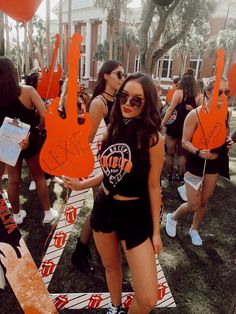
[[20, 127, 43, 159], [90, 187, 153, 250], [186, 153, 221, 176]]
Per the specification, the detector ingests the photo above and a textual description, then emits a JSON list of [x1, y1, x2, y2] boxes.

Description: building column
[[85, 20, 91, 78], [101, 19, 107, 44]]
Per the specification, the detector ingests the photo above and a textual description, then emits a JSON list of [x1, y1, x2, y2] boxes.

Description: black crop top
[[99, 118, 150, 197], [0, 98, 35, 128]]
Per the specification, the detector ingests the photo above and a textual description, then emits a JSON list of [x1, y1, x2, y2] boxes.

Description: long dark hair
[[177, 74, 197, 98], [90, 60, 123, 102], [0, 56, 21, 108], [102, 73, 161, 158]]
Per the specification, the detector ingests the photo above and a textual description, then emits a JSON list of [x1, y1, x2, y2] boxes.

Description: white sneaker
[[166, 213, 177, 237], [1, 190, 8, 200], [43, 208, 59, 223], [189, 228, 203, 246], [177, 184, 187, 202], [29, 180, 36, 191], [1, 190, 11, 209], [13, 210, 27, 224], [51, 176, 64, 184], [106, 304, 126, 314]]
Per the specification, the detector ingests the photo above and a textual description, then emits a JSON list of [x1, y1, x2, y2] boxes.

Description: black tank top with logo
[[166, 94, 197, 139], [99, 118, 150, 197]]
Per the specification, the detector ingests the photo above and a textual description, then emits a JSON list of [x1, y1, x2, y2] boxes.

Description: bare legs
[[165, 135, 176, 178], [93, 231, 122, 306], [6, 154, 51, 214], [172, 173, 219, 230], [93, 231, 157, 313], [122, 239, 157, 314], [165, 135, 187, 178], [26, 155, 50, 211]]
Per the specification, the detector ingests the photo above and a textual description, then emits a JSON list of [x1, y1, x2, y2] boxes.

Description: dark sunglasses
[[218, 89, 230, 96], [112, 71, 127, 80], [117, 92, 144, 109]]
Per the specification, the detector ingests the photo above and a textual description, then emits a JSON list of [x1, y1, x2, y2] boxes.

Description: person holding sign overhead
[[165, 76, 233, 246], [0, 57, 58, 225]]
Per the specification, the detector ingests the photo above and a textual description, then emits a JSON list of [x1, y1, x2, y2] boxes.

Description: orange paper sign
[[0, 0, 42, 23], [37, 34, 62, 100], [39, 33, 94, 178], [192, 48, 228, 149]]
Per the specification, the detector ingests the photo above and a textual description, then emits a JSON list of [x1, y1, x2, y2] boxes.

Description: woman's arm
[[148, 133, 164, 255], [30, 86, 46, 130], [181, 110, 199, 154], [89, 98, 106, 142], [63, 171, 104, 191], [161, 89, 182, 128]]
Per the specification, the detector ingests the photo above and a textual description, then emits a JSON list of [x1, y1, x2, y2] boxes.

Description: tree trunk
[[28, 20, 33, 70], [113, 0, 121, 60], [16, 23, 21, 77], [58, 0, 63, 67], [126, 46, 130, 73], [68, 0, 72, 40], [24, 23, 30, 75], [5, 15, 10, 56], [46, 0, 50, 68], [108, 27, 113, 59], [0, 12, 4, 56]]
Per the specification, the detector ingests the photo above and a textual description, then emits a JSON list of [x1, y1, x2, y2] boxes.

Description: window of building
[[134, 55, 141, 72], [79, 55, 86, 78], [97, 23, 102, 45], [81, 25, 86, 45], [157, 56, 173, 79], [190, 56, 202, 79]]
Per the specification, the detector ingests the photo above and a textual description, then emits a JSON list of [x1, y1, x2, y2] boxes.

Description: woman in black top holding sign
[[0, 57, 58, 225], [165, 77, 233, 246], [64, 73, 164, 314]]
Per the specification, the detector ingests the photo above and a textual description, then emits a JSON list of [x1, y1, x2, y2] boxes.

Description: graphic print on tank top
[[99, 143, 133, 188]]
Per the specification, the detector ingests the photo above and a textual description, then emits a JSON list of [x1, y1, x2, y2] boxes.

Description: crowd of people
[[0, 55, 235, 314]]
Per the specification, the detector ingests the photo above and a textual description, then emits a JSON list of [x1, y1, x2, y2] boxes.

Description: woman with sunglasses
[[71, 60, 126, 274], [64, 73, 164, 314], [165, 77, 233, 246]]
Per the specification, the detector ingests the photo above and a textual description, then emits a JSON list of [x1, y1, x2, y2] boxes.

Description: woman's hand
[[152, 233, 163, 256], [63, 176, 83, 190], [186, 104, 193, 111], [226, 136, 233, 150], [19, 137, 29, 150], [199, 149, 212, 159]]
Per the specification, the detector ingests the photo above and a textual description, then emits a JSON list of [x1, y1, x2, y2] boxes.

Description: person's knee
[[103, 258, 121, 273], [187, 200, 200, 212], [135, 292, 157, 311]]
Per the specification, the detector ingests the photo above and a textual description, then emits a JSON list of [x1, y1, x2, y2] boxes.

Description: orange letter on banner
[[192, 48, 228, 150], [39, 33, 94, 178], [0, 0, 42, 23]]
